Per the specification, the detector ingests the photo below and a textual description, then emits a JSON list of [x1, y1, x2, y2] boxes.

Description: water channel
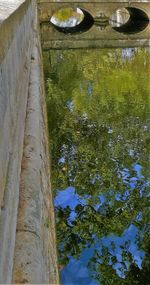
[[42, 7, 150, 285]]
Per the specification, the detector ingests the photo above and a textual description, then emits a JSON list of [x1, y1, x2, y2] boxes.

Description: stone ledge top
[[0, 0, 26, 22], [38, 0, 150, 3], [0, 0, 32, 63]]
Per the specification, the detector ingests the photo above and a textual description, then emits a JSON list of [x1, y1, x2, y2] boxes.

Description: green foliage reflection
[[44, 48, 150, 284]]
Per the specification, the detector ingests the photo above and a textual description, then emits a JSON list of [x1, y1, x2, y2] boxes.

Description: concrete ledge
[[0, 0, 35, 283], [0, 0, 33, 63], [12, 13, 59, 284], [38, 0, 150, 3], [42, 38, 150, 50], [0, 0, 59, 284], [0, 0, 27, 22]]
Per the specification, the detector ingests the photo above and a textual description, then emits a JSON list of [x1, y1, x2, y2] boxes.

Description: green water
[[44, 48, 150, 285]]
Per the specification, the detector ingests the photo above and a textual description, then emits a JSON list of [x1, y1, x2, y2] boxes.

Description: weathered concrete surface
[[38, 0, 150, 23], [41, 24, 150, 50], [0, 1, 35, 283], [0, 0, 59, 284], [13, 11, 59, 284], [38, 0, 150, 49]]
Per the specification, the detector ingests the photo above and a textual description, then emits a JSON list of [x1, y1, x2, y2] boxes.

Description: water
[[43, 47, 150, 285]]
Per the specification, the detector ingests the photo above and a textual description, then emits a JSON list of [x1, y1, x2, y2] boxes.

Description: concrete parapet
[[13, 14, 59, 284], [0, 1, 35, 282], [0, 0, 59, 283]]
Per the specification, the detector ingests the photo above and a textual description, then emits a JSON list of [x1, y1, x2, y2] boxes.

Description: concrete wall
[[38, 0, 150, 22], [38, 0, 150, 49], [0, 0, 59, 283]]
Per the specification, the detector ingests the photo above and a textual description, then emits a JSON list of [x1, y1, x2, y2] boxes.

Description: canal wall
[[0, 0, 149, 283], [0, 0, 59, 283]]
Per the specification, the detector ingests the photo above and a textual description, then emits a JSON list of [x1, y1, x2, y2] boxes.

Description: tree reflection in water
[[44, 47, 150, 285]]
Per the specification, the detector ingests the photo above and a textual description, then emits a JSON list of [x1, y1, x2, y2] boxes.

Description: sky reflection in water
[[54, 184, 145, 283], [45, 47, 150, 284]]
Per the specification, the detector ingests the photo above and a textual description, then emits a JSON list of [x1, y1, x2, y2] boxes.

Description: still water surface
[[44, 47, 150, 285]]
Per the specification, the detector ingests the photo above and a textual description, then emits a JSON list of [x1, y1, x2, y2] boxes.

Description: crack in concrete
[[16, 228, 40, 239]]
